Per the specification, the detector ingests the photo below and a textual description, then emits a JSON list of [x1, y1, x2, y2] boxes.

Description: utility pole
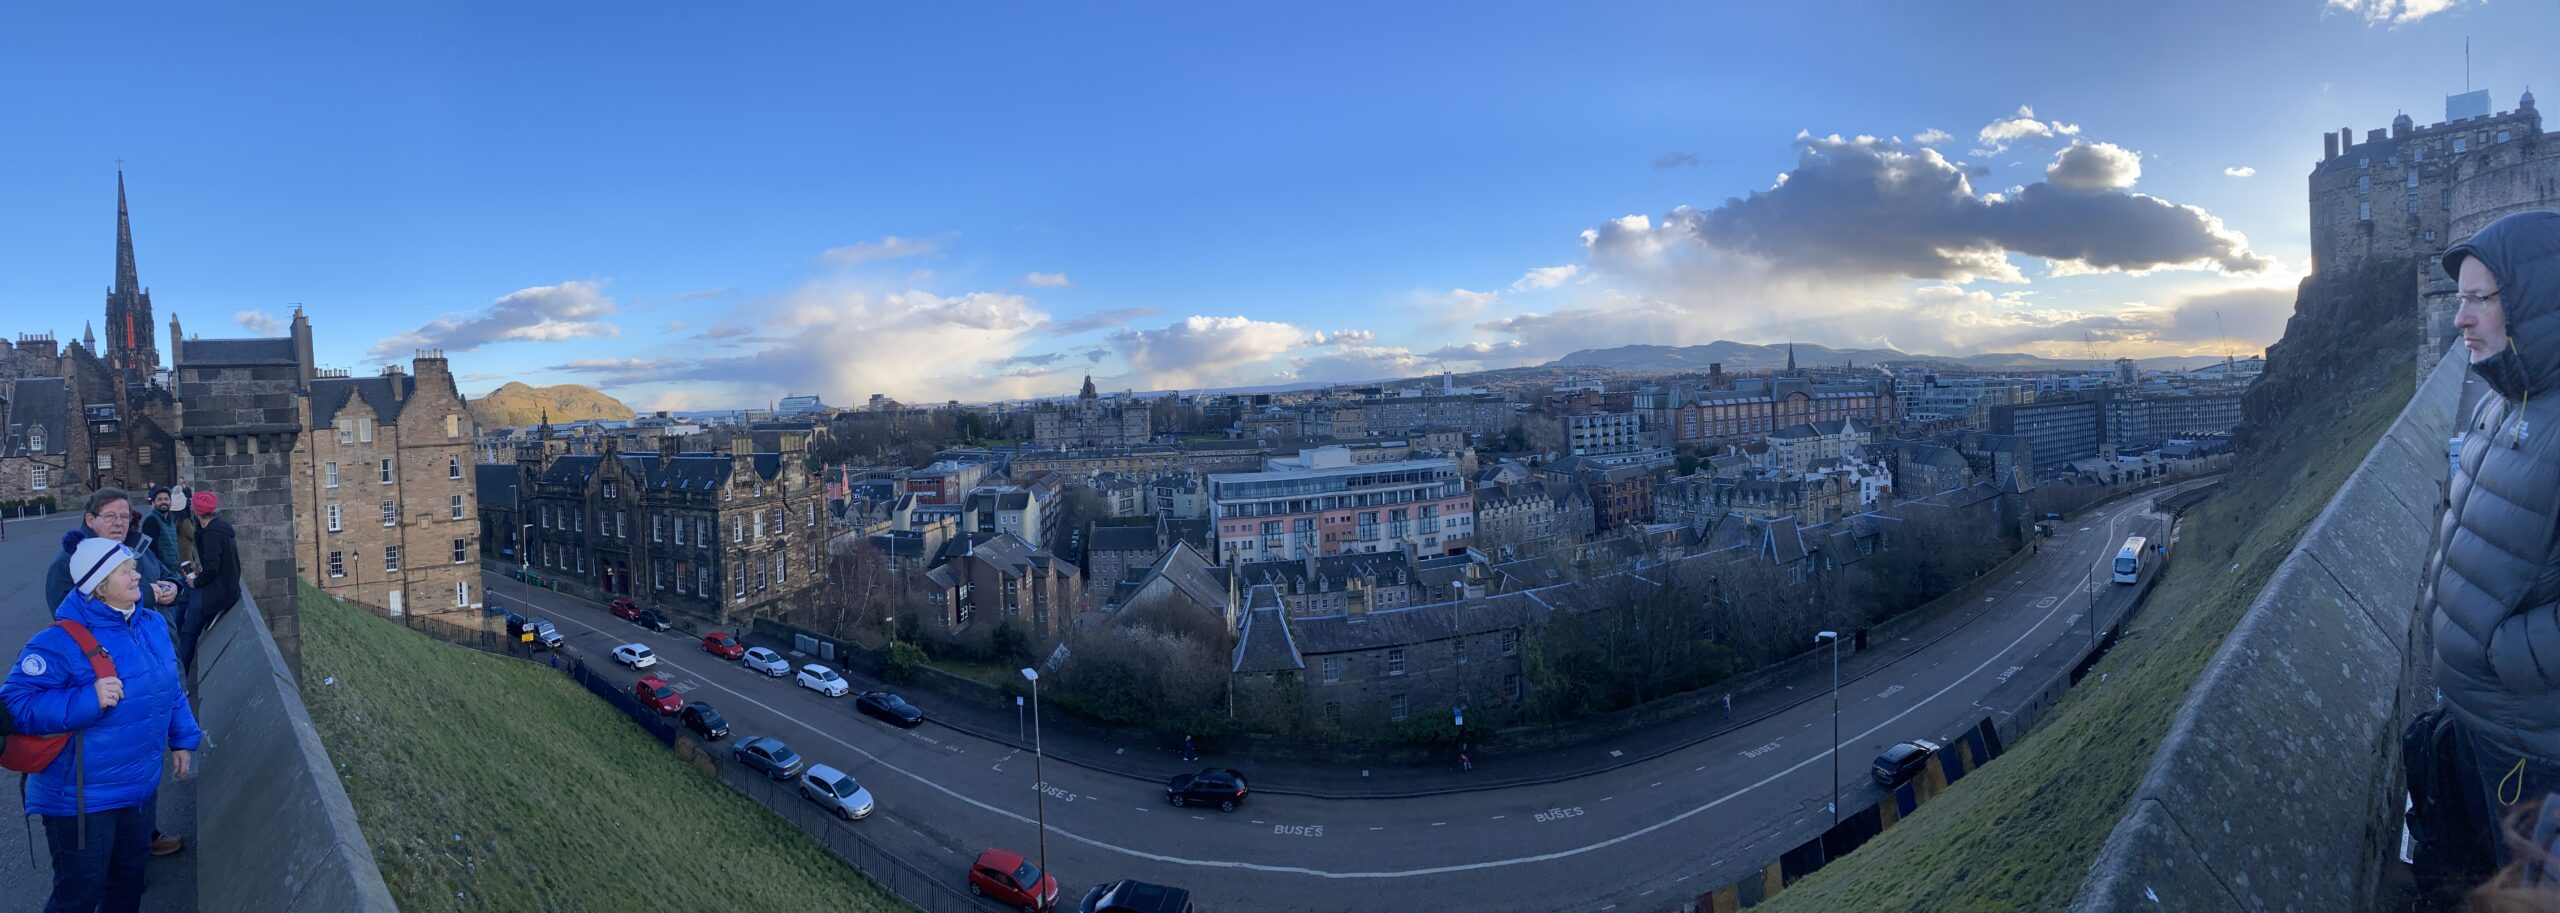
[[1817, 630, 1842, 825]]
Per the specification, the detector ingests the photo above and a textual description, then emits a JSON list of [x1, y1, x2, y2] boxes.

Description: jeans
[[41, 800, 156, 913], [175, 592, 212, 681]]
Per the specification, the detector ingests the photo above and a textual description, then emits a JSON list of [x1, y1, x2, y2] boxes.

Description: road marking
[[1534, 807, 1585, 823], [1491, 815, 1505, 820], [505, 556, 2103, 880], [1649, 782, 1661, 788], [1273, 824, 1325, 837], [1430, 822, 1446, 827], [1608, 750, 1622, 758], [1876, 685, 1904, 700], [1742, 739, 1784, 758], [1369, 826, 1384, 831]]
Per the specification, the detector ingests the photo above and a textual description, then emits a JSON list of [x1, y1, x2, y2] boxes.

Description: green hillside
[[1761, 262, 2422, 911], [468, 381, 637, 429], [296, 585, 911, 913]]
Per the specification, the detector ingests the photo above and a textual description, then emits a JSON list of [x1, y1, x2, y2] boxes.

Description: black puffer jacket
[[2432, 210, 2560, 770]]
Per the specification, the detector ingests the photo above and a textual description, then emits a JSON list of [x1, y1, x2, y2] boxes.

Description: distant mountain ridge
[[469, 382, 636, 429], [1544, 341, 2233, 374]]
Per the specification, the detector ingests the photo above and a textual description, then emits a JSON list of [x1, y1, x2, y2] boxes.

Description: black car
[[633, 609, 674, 633], [680, 702, 729, 741], [1164, 768, 1247, 812], [855, 691, 925, 728], [1873, 739, 1942, 789], [731, 736, 804, 780], [1079, 879, 1193, 913]]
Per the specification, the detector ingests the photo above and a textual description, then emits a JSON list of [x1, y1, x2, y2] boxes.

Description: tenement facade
[[289, 350, 479, 619], [516, 432, 825, 623]]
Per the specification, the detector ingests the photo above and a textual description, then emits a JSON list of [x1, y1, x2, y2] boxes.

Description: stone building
[[1230, 585, 1542, 734], [289, 351, 479, 619], [1471, 479, 1594, 558], [171, 319, 314, 672], [1, 378, 72, 506], [919, 531, 1084, 637], [1233, 551, 1423, 617], [1033, 375, 1150, 448], [1354, 394, 1512, 437], [516, 431, 825, 624], [1656, 375, 1899, 446]]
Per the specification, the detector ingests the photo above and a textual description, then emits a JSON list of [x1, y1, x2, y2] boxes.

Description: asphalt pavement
[[489, 483, 2191, 913], [0, 512, 196, 913]]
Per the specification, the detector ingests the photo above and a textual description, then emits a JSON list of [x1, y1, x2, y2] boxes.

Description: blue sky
[[0, 0, 2542, 409]]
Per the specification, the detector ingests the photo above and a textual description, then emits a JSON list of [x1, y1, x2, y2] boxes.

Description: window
[[30, 467, 45, 491], [616, 510, 628, 539], [450, 494, 465, 519], [653, 516, 663, 542], [604, 481, 617, 499], [2409, 196, 2420, 215], [322, 461, 338, 488], [446, 414, 461, 438], [775, 553, 786, 586], [27, 428, 42, 451], [1505, 673, 1522, 701], [360, 419, 373, 443], [2357, 175, 2370, 194], [573, 512, 582, 532], [327, 550, 345, 578], [336, 420, 353, 444], [723, 485, 733, 502], [380, 458, 393, 484], [807, 503, 817, 527], [2357, 156, 2368, 168], [2359, 201, 2372, 221], [1502, 630, 1519, 656], [448, 456, 462, 480], [383, 545, 401, 573], [2426, 229, 2439, 242], [381, 500, 396, 527], [733, 519, 744, 543], [755, 510, 767, 541], [452, 538, 468, 563], [2455, 137, 2469, 153], [455, 581, 469, 607], [1391, 694, 1409, 722], [2499, 129, 2512, 143], [327, 502, 343, 532], [2407, 171, 2420, 188], [698, 566, 711, 595], [95, 452, 111, 471], [735, 565, 747, 599], [576, 550, 586, 573], [139, 448, 150, 467], [1322, 657, 1342, 684], [1387, 649, 1405, 676]]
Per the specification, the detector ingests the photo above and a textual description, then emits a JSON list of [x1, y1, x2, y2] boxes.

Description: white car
[[612, 643, 657, 669], [742, 646, 790, 677], [799, 764, 875, 820], [797, 664, 849, 697]]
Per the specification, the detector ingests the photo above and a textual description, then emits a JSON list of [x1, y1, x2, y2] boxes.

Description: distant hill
[[1545, 341, 2232, 374], [469, 382, 636, 429]]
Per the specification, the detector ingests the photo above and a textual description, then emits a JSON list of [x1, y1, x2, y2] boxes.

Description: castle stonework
[[172, 312, 315, 674], [2308, 90, 2560, 377]]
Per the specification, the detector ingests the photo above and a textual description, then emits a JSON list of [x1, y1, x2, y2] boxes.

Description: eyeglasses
[[2458, 289, 2503, 309]]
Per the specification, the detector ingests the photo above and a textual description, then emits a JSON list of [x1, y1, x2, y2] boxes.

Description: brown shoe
[[150, 834, 183, 856]]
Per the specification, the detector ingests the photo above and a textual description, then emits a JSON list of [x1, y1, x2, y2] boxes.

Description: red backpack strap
[[49, 620, 117, 680]]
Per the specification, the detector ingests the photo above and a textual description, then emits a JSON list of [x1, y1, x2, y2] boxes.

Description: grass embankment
[[296, 584, 912, 913], [1762, 277, 2419, 910]]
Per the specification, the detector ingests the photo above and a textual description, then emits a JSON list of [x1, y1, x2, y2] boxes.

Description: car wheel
[[1220, 799, 1236, 812], [1170, 795, 1185, 808], [969, 883, 984, 897]]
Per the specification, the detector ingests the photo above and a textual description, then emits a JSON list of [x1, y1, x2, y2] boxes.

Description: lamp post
[[1020, 667, 1047, 884], [1816, 629, 1841, 825]]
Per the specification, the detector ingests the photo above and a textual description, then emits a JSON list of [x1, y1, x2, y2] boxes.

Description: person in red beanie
[[176, 491, 236, 681]]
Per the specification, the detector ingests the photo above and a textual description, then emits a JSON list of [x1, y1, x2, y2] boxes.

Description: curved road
[[496, 485, 2186, 913]]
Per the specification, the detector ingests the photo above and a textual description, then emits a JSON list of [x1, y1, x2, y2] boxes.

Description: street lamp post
[[1817, 630, 1841, 825], [1020, 667, 1047, 885]]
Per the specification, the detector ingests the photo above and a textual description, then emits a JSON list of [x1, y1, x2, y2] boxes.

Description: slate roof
[[1127, 541, 1228, 611], [1412, 552, 1477, 594], [179, 337, 298, 366], [1769, 423, 1821, 441], [1231, 586, 1306, 674], [475, 463, 520, 510], [1235, 551, 1413, 595], [5, 377, 69, 456], [309, 375, 420, 427], [1089, 524, 1160, 555], [1288, 591, 1546, 656]]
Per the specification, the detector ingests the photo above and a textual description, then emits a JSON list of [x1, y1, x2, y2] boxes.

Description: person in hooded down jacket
[[2429, 210, 2560, 869], [4, 537, 202, 913]]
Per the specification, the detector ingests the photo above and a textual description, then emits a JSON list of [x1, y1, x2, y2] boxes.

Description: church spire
[[1786, 341, 1796, 373], [114, 171, 139, 298]]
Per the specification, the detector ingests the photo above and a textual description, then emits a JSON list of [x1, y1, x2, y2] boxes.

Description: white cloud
[[820, 235, 939, 266], [1974, 105, 2081, 155], [1024, 272, 1073, 288], [2045, 141, 2142, 192], [1510, 265, 1581, 291], [370, 279, 619, 358], [1914, 128, 1954, 146], [2325, 0, 2469, 25], [2223, 166, 2257, 178], [1109, 316, 1310, 391], [233, 310, 283, 335]]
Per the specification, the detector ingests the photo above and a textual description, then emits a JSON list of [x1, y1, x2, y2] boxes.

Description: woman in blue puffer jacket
[[3, 537, 202, 913]]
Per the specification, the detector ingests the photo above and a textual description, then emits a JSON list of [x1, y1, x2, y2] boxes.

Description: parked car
[[610, 597, 643, 622], [731, 736, 804, 780], [742, 646, 791, 677], [969, 848, 1060, 912], [529, 618, 564, 649], [1165, 768, 1247, 812], [855, 691, 924, 727], [633, 675, 683, 715], [798, 664, 850, 697], [799, 764, 876, 820], [700, 631, 746, 660], [1873, 739, 1943, 789], [680, 702, 729, 741], [633, 609, 673, 633], [1078, 879, 1192, 913], [503, 612, 539, 644], [611, 643, 657, 669]]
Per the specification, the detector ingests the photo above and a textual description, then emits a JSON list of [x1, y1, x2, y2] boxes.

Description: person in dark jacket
[[177, 491, 239, 678], [3, 537, 203, 913], [2427, 210, 2560, 871], [136, 487, 181, 575], [46, 489, 180, 618]]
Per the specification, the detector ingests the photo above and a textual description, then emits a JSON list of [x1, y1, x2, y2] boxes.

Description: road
[[489, 487, 2182, 913]]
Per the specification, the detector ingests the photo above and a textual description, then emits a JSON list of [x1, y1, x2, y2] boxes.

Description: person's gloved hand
[[0, 706, 15, 739]]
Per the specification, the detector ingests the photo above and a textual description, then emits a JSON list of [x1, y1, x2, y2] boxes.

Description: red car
[[967, 848, 1058, 911], [633, 675, 683, 715], [610, 597, 643, 622], [700, 631, 746, 660]]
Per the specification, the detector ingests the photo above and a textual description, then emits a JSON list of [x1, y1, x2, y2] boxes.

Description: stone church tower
[[104, 172, 161, 384]]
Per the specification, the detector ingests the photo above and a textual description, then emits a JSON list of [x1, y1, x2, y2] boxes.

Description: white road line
[[506, 522, 2118, 880], [1491, 815, 1505, 820]]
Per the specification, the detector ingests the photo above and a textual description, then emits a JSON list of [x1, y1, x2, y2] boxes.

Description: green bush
[[879, 638, 926, 685]]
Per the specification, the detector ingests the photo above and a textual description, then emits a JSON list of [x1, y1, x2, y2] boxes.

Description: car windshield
[[699, 710, 723, 726], [769, 745, 798, 765], [649, 686, 673, 699], [815, 670, 837, 681], [832, 776, 861, 797], [1013, 861, 1042, 885], [888, 697, 914, 713], [632, 647, 653, 657]]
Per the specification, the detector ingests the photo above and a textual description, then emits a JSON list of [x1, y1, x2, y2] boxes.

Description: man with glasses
[[38, 486, 191, 860]]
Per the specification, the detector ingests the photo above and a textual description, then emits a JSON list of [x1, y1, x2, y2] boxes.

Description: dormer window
[[27, 426, 44, 452]]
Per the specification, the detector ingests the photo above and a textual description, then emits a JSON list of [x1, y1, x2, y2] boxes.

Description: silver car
[[800, 764, 875, 820], [742, 646, 791, 677]]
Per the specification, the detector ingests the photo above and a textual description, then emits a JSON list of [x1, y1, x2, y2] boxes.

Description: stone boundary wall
[[194, 586, 400, 913], [2072, 350, 2464, 913]]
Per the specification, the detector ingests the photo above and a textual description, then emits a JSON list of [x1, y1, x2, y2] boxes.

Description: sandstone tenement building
[[289, 349, 480, 621], [1033, 375, 1150, 449]]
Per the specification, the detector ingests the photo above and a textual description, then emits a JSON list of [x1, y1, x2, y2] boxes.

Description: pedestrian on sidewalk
[[1460, 743, 1473, 772], [1181, 733, 1197, 762], [2416, 211, 2560, 898], [1723, 692, 1732, 720], [4, 537, 204, 913]]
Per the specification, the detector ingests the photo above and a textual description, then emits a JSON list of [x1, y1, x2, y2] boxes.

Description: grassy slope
[[297, 584, 911, 913], [1761, 290, 2417, 910]]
